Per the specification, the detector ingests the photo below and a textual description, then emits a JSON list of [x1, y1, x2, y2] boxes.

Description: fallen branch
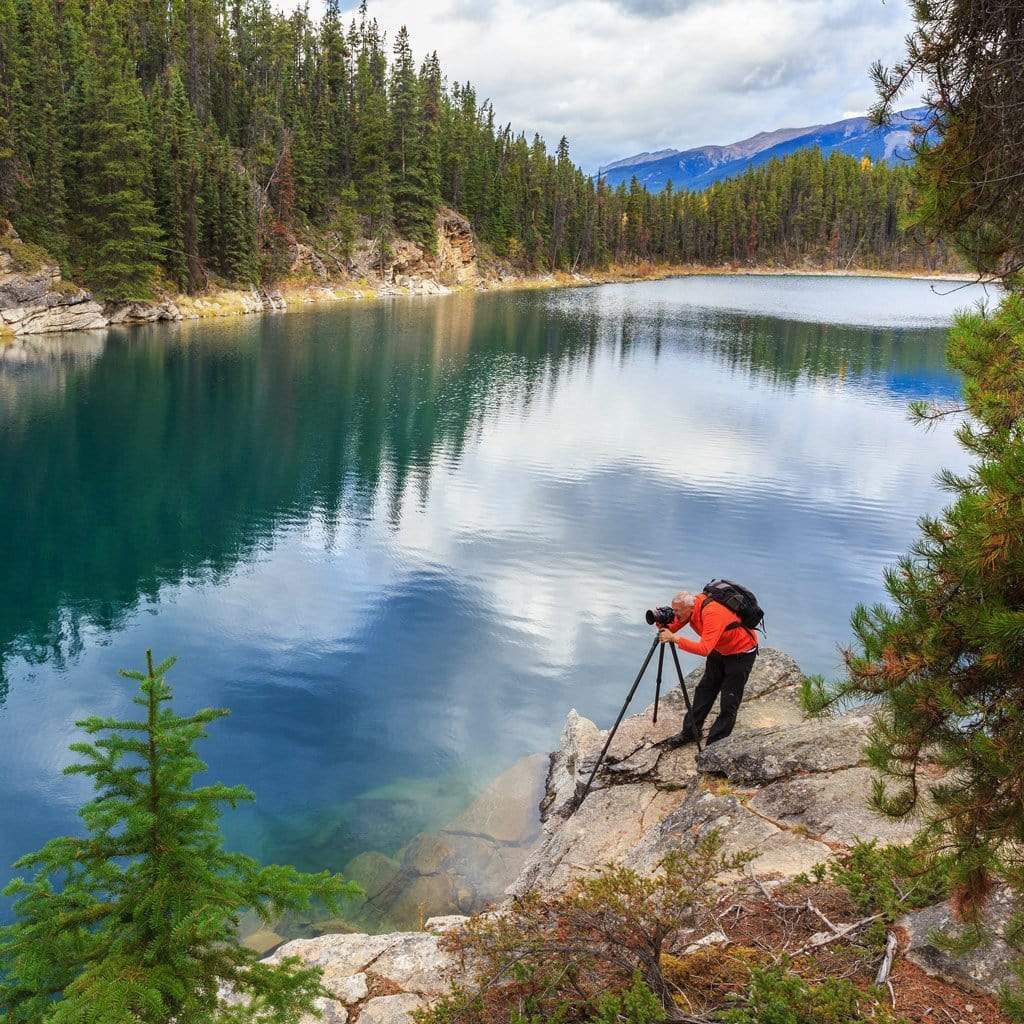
[[796, 913, 884, 952], [806, 899, 841, 935], [875, 930, 898, 986]]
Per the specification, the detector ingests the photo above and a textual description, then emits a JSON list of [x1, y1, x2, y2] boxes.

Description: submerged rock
[[342, 754, 548, 931]]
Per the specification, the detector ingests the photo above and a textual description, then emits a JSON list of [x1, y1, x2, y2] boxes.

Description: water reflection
[[0, 276, 974, 922]]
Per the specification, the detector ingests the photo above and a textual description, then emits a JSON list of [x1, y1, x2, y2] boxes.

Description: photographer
[[657, 589, 758, 746]]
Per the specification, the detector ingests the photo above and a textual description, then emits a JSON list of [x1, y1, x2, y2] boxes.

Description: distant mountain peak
[[599, 149, 679, 173], [598, 109, 927, 193]]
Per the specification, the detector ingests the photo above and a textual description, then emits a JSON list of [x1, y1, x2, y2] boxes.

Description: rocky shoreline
[[246, 648, 1018, 1024], [0, 214, 973, 341]]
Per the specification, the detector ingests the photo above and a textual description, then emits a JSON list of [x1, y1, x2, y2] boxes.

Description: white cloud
[[286, 0, 918, 170]]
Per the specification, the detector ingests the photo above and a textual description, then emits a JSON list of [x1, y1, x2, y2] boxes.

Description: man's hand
[[658, 628, 676, 644]]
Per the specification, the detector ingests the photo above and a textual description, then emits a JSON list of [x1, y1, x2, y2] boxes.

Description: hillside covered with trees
[[0, 0, 955, 303]]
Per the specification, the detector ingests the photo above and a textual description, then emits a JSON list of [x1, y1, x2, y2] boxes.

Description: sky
[[285, 0, 918, 172]]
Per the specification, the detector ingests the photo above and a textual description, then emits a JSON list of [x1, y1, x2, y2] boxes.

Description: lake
[[0, 274, 994, 927]]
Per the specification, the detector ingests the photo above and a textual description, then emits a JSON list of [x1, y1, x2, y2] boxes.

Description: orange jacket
[[669, 594, 758, 657]]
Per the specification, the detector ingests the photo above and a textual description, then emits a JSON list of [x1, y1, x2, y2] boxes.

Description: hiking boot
[[661, 729, 699, 749]]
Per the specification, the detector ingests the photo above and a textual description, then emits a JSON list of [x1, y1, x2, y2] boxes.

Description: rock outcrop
[[345, 209, 477, 295], [434, 209, 478, 286], [508, 648, 912, 897], [235, 920, 470, 1024], [0, 224, 107, 335]]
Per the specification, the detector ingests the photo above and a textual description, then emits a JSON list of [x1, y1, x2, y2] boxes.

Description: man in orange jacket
[[657, 589, 759, 746]]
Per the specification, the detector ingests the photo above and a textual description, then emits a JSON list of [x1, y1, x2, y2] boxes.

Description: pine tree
[[0, 650, 357, 1023], [152, 66, 205, 292], [352, 17, 390, 234], [221, 167, 260, 284], [871, 1, 1023, 283], [71, 0, 161, 299], [801, 0, 1024, 931], [319, 0, 351, 191], [389, 25, 431, 248], [15, 0, 68, 262], [415, 52, 442, 250], [0, 0, 20, 217]]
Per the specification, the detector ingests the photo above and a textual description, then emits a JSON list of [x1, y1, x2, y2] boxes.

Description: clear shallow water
[[0, 275, 988, 918]]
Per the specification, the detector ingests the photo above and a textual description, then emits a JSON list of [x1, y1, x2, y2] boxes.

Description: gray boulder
[[748, 766, 920, 846], [106, 299, 183, 325], [697, 713, 872, 785], [901, 888, 1022, 998], [359, 994, 426, 1024], [626, 781, 833, 880]]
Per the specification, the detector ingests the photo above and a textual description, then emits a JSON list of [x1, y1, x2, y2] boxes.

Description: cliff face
[[0, 224, 107, 335], [250, 649, 1018, 1024]]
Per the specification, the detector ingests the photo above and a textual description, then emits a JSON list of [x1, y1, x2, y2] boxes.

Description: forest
[[0, 0, 956, 302]]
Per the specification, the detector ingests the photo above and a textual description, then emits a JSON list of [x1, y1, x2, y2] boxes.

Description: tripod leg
[[668, 643, 703, 753], [653, 643, 665, 724], [573, 636, 659, 813]]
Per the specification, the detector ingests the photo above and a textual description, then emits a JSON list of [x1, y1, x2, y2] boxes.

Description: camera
[[645, 606, 675, 627]]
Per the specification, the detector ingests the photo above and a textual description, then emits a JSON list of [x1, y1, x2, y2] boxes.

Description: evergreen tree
[[871, 0, 1023, 283], [221, 166, 260, 284], [71, 0, 162, 299], [17, 0, 68, 263], [389, 25, 431, 248], [0, 0, 20, 217], [415, 52, 442, 250], [319, 0, 352, 189], [352, 16, 390, 233], [152, 67, 205, 292], [0, 651, 357, 1023]]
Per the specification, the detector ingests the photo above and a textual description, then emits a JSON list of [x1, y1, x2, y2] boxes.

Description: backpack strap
[[704, 595, 759, 644]]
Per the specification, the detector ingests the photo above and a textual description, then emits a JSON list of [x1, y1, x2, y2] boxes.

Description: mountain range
[[598, 108, 927, 193]]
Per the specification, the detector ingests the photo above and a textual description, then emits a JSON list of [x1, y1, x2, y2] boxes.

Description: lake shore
[[0, 210, 978, 340], [178, 260, 981, 326]]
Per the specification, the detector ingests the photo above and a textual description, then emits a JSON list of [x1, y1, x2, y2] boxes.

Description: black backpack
[[702, 579, 764, 634]]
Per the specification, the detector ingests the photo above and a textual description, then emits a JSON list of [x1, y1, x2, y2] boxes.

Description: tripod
[[572, 635, 702, 814]]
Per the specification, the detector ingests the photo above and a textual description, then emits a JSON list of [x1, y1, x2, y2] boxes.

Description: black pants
[[681, 649, 758, 744]]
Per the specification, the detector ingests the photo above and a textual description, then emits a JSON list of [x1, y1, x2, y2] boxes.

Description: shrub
[[720, 964, 907, 1024], [415, 832, 747, 1024], [824, 839, 950, 920]]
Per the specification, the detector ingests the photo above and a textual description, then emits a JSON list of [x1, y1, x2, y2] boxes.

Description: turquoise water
[[0, 274, 992, 915]]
